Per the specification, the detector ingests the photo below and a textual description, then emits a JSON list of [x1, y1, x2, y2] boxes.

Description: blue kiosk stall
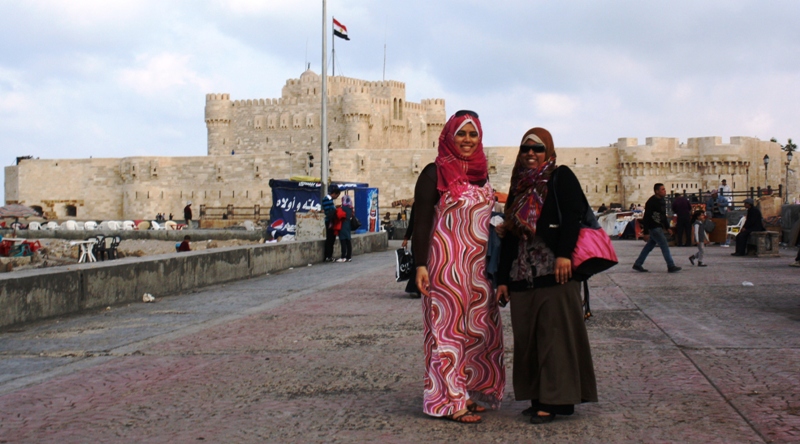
[[267, 179, 379, 238]]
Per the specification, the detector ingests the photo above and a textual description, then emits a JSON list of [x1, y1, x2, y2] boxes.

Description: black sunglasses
[[519, 144, 546, 154], [454, 110, 479, 118]]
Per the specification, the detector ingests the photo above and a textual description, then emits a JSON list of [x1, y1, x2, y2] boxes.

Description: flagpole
[[321, 0, 329, 197], [332, 18, 335, 77]]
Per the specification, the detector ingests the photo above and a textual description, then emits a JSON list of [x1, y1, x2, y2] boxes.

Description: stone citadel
[[4, 70, 793, 221]]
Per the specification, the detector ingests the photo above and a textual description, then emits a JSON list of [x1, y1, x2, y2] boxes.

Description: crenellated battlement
[[206, 93, 230, 102]]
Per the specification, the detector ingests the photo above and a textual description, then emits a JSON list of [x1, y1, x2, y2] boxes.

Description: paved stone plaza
[[0, 240, 798, 443]]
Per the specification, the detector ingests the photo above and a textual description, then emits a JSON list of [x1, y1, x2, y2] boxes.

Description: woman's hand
[[497, 285, 509, 307], [416, 266, 431, 297], [401, 238, 409, 248], [554, 257, 572, 284]]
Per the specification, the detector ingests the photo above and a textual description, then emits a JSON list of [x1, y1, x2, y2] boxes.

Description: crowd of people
[[321, 185, 356, 263]]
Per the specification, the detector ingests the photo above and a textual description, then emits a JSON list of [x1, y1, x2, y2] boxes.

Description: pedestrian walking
[[496, 127, 598, 425], [633, 183, 682, 273], [688, 210, 709, 267], [412, 110, 505, 424]]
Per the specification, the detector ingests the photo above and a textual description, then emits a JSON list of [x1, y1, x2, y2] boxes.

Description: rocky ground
[[0, 238, 264, 273]]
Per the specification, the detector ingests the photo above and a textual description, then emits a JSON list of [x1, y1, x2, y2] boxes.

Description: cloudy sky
[[2, 0, 799, 201]]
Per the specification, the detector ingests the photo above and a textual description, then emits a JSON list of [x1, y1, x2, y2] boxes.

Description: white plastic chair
[[243, 220, 255, 231], [28, 222, 41, 230], [727, 216, 746, 241], [121, 220, 135, 231], [63, 220, 78, 231], [45, 221, 59, 230], [164, 220, 178, 230], [150, 221, 164, 230], [84, 221, 97, 230]]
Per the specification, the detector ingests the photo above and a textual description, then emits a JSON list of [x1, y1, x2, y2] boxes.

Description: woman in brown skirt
[[496, 127, 597, 424]]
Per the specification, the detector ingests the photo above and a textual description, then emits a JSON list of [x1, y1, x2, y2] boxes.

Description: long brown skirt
[[509, 281, 598, 405]]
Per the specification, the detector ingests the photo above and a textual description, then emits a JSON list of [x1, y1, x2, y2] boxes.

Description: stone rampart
[[0, 232, 388, 328]]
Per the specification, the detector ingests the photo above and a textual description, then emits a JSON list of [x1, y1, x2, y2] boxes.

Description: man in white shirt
[[719, 179, 732, 210]]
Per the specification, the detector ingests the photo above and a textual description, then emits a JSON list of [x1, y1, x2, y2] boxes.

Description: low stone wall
[[0, 232, 387, 329], [9, 229, 264, 242]]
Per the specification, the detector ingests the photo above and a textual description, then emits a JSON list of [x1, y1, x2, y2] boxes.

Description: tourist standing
[[336, 195, 353, 262], [322, 184, 341, 262], [496, 127, 598, 425], [633, 183, 681, 273], [412, 110, 504, 424], [671, 193, 692, 247], [183, 202, 193, 229]]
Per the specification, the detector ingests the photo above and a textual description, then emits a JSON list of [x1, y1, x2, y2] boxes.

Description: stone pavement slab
[[0, 240, 798, 443]]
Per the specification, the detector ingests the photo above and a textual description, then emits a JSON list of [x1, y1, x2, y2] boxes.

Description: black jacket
[[743, 206, 765, 232], [497, 166, 584, 290], [642, 195, 668, 234]]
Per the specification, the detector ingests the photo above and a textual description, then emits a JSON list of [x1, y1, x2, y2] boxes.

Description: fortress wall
[[7, 137, 795, 221], [11, 158, 123, 220], [486, 146, 623, 207], [4, 165, 19, 202]]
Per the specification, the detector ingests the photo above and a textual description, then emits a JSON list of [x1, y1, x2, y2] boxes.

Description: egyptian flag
[[333, 18, 350, 40]]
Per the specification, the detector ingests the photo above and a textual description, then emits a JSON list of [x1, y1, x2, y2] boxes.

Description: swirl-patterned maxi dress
[[422, 181, 505, 416]]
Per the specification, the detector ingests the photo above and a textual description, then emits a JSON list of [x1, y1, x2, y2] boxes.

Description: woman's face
[[453, 122, 480, 157], [519, 139, 547, 170]]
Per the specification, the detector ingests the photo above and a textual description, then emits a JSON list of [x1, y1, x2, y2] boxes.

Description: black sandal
[[446, 411, 482, 424], [467, 402, 486, 413]]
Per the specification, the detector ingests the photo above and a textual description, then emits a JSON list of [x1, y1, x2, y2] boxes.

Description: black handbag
[[395, 248, 414, 282], [351, 215, 362, 230]]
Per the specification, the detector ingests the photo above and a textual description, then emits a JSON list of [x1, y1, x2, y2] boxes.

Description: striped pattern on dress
[[422, 182, 505, 416]]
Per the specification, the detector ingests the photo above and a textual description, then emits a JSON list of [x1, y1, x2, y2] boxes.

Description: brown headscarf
[[505, 127, 557, 235]]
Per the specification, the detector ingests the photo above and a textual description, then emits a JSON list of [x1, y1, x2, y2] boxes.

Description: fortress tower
[[203, 70, 447, 160], [205, 94, 232, 156]]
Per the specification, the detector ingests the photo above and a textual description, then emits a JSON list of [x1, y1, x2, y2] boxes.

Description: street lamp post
[[763, 154, 770, 192], [787, 150, 794, 204], [285, 151, 295, 177]]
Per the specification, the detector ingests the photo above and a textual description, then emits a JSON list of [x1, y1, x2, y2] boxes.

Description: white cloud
[[118, 53, 212, 97], [535, 93, 578, 118]]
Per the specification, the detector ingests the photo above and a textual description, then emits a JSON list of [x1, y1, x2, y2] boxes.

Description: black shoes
[[688, 256, 695, 265], [632, 264, 648, 272], [697, 262, 707, 267], [668, 266, 682, 273], [530, 413, 556, 424]]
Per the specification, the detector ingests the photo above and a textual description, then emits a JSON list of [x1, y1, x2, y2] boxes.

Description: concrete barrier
[[10, 229, 265, 242], [0, 232, 387, 328]]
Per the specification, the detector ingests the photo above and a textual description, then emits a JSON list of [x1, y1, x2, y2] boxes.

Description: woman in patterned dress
[[411, 110, 505, 424], [496, 127, 598, 424]]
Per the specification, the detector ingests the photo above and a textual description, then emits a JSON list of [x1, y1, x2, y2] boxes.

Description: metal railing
[[667, 185, 784, 212], [199, 204, 264, 220]]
